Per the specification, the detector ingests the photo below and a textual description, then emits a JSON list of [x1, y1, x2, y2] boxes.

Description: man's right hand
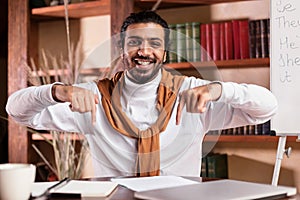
[[53, 84, 99, 125]]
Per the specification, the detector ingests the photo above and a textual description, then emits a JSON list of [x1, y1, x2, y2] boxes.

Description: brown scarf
[[97, 68, 185, 176]]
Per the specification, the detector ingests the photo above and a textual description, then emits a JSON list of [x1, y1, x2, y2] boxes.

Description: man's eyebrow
[[149, 38, 163, 42], [127, 36, 163, 42], [127, 36, 141, 39]]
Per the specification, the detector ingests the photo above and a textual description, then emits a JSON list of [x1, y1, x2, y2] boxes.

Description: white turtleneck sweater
[[121, 71, 161, 131], [6, 70, 278, 177]]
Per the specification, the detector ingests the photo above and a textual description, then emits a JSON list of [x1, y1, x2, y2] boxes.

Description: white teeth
[[137, 60, 150, 65]]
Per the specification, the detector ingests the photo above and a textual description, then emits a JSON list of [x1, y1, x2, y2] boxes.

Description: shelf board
[[33, 133, 298, 142], [134, 0, 250, 9], [31, 0, 258, 20], [30, 58, 269, 77], [31, 0, 110, 19], [32, 133, 85, 141], [30, 67, 110, 77], [204, 135, 298, 142], [134, 0, 257, 10], [165, 58, 270, 70]]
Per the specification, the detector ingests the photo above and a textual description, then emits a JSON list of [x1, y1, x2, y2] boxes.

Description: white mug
[[0, 163, 36, 200]]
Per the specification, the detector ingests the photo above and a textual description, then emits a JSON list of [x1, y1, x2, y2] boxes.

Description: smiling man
[[6, 11, 278, 177], [123, 23, 165, 84]]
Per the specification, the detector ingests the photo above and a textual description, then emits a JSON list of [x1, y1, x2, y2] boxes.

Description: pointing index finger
[[176, 94, 185, 125], [91, 94, 99, 125]]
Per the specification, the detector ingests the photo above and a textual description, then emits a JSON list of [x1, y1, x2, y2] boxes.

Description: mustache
[[131, 55, 157, 63]]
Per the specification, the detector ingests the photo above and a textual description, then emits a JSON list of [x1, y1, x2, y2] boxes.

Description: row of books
[[208, 120, 271, 136], [167, 18, 270, 63], [201, 153, 228, 178]]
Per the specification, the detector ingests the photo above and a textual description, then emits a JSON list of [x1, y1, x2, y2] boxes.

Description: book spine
[[205, 23, 213, 61], [192, 22, 201, 62], [167, 24, 178, 63], [212, 23, 221, 61], [219, 22, 226, 60], [248, 20, 257, 59], [200, 23, 207, 61], [267, 18, 270, 56], [232, 20, 241, 59], [224, 21, 233, 60], [239, 19, 250, 59], [176, 23, 187, 63], [201, 157, 208, 177], [185, 22, 193, 62], [255, 20, 262, 58], [206, 154, 228, 179], [260, 19, 269, 58]]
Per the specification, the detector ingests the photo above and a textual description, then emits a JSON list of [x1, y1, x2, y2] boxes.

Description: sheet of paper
[[111, 175, 199, 192], [31, 180, 118, 197]]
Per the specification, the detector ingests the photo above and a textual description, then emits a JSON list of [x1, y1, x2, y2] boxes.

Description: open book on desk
[[31, 180, 118, 198], [111, 175, 199, 192]]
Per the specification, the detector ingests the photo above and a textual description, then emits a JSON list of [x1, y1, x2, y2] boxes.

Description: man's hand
[[52, 84, 99, 125], [176, 82, 222, 125]]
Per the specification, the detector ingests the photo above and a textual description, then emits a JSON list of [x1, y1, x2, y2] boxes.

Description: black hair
[[120, 10, 170, 50]]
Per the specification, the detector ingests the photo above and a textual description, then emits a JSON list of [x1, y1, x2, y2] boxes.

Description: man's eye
[[128, 40, 141, 46], [150, 41, 162, 48]]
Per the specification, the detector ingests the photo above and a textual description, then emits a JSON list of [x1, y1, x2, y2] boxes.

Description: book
[[168, 24, 178, 63], [200, 157, 208, 177], [205, 23, 213, 61], [211, 22, 221, 60], [232, 19, 241, 59], [191, 22, 201, 62], [31, 180, 118, 198], [239, 19, 250, 59], [185, 22, 194, 62], [260, 18, 269, 58], [224, 21, 233, 60], [176, 23, 187, 63], [200, 23, 207, 61], [248, 20, 257, 58], [219, 22, 226, 60], [255, 19, 262, 58], [206, 153, 228, 179]]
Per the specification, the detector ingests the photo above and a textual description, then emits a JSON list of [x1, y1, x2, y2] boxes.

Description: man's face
[[122, 23, 166, 84]]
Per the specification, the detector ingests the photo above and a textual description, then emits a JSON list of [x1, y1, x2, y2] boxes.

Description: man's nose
[[138, 42, 153, 57]]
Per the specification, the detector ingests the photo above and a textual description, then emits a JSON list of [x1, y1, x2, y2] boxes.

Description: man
[[6, 11, 277, 177]]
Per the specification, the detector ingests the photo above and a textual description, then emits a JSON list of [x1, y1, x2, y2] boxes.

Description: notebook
[[134, 179, 297, 200], [31, 180, 118, 198]]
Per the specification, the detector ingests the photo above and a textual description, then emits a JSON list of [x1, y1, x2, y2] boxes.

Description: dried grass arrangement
[[28, 0, 90, 181]]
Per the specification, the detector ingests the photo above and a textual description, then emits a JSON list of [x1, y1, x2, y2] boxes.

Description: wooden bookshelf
[[8, 0, 272, 163]]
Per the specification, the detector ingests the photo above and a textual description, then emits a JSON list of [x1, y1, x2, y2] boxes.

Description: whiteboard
[[271, 0, 300, 135]]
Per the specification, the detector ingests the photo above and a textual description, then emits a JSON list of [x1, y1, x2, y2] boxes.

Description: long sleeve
[[203, 81, 278, 132], [181, 77, 278, 132], [6, 83, 83, 132]]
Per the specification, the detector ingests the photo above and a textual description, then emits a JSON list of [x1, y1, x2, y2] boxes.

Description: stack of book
[[201, 153, 228, 179], [167, 18, 270, 63], [208, 120, 271, 136]]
